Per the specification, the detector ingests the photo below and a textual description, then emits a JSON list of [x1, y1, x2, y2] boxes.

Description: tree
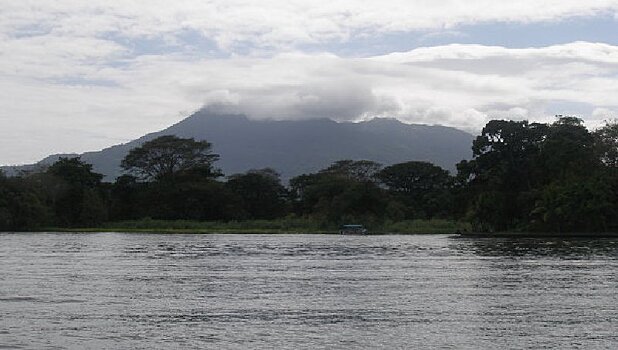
[[530, 176, 616, 232], [121, 135, 220, 181], [142, 179, 242, 221], [109, 175, 144, 221], [457, 120, 549, 230], [539, 116, 599, 181], [470, 119, 548, 189], [0, 173, 51, 230], [290, 163, 389, 226], [226, 168, 288, 219], [594, 120, 618, 168], [457, 116, 618, 232], [46, 157, 107, 226], [47, 157, 103, 187], [378, 161, 452, 219], [379, 161, 451, 194], [319, 160, 382, 182]]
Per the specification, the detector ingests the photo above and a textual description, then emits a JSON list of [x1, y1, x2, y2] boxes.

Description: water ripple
[[0, 233, 617, 349]]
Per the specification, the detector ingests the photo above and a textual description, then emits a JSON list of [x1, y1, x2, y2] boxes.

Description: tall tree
[[319, 160, 382, 182], [121, 135, 220, 181], [594, 120, 618, 169], [46, 157, 107, 226], [458, 120, 549, 230], [378, 161, 451, 194], [539, 116, 599, 181], [47, 157, 103, 187], [470, 119, 548, 189], [0, 172, 51, 230], [378, 161, 452, 219], [290, 162, 389, 225], [226, 168, 288, 219]]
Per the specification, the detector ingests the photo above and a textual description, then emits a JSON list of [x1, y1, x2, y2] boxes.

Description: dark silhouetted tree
[[594, 120, 618, 169], [0, 173, 50, 230], [457, 120, 548, 230], [46, 157, 107, 226], [378, 161, 452, 219], [226, 168, 287, 219], [290, 161, 389, 226], [539, 116, 599, 181], [121, 136, 220, 181], [319, 160, 382, 182]]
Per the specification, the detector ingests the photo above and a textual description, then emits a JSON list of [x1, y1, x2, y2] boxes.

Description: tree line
[[1, 116, 617, 233]]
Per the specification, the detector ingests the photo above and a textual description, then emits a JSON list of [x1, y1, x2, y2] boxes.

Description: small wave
[[51, 298, 86, 304], [0, 296, 39, 302]]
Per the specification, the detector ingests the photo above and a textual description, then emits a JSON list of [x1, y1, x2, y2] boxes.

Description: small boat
[[339, 224, 368, 235]]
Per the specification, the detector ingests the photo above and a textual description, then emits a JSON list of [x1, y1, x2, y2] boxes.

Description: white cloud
[[2, 1, 618, 50], [3, 2, 618, 164], [3, 42, 618, 164], [592, 107, 618, 127]]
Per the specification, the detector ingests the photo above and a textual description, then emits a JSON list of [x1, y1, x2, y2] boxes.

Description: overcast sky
[[2, 1, 618, 165]]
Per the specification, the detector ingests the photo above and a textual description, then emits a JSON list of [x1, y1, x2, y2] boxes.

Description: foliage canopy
[[2, 119, 618, 234], [121, 135, 220, 181]]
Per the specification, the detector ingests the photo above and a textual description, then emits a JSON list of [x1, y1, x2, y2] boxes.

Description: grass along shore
[[43, 218, 470, 234]]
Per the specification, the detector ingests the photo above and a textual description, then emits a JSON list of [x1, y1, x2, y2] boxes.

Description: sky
[[2, 1, 618, 165]]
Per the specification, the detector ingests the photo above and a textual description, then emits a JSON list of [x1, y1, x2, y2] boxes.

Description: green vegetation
[[458, 117, 618, 233], [51, 217, 328, 234], [1, 116, 617, 234], [47, 218, 466, 234], [121, 135, 221, 181], [378, 219, 470, 234]]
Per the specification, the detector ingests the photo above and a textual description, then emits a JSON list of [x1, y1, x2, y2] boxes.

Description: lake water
[[1, 233, 617, 349]]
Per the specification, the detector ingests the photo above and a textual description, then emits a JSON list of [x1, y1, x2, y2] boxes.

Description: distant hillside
[[3, 111, 474, 181]]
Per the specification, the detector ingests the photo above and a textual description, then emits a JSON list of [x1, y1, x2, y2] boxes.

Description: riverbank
[[41, 218, 470, 235], [457, 231, 618, 238]]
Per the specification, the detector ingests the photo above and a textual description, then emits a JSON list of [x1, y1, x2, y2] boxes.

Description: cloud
[[3, 2, 618, 164], [3, 1, 618, 51], [592, 107, 618, 126], [3, 42, 618, 163]]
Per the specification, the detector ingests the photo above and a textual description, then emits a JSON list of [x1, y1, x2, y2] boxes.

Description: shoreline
[[456, 232, 618, 238], [29, 228, 455, 235], [18, 218, 467, 235], [5, 228, 618, 237]]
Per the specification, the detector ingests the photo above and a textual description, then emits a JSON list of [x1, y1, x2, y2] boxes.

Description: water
[[1, 233, 617, 349]]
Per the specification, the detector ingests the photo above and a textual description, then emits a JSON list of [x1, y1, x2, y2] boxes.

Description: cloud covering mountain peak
[[2, 2, 618, 164]]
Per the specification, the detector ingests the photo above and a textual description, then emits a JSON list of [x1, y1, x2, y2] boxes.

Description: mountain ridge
[[3, 111, 474, 181]]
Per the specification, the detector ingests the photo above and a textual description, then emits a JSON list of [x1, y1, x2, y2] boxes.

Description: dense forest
[[1, 116, 617, 233]]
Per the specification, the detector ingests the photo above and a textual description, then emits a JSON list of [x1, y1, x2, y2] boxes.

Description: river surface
[[1, 233, 617, 349]]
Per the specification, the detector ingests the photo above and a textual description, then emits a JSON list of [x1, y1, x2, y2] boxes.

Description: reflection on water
[[1, 233, 617, 349], [456, 237, 618, 258]]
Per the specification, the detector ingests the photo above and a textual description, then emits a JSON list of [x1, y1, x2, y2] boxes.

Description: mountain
[[3, 111, 475, 181]]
